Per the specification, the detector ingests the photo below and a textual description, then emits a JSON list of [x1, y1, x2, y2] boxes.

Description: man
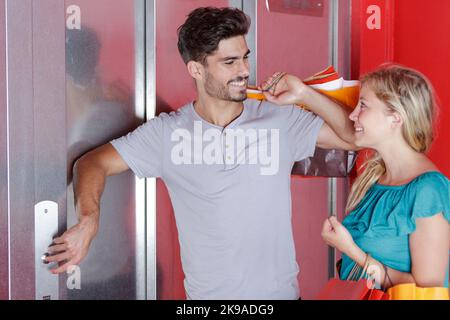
[[46, 7, 357, 299]]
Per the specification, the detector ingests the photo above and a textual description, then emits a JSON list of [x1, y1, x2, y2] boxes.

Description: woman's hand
[[258, 72, 312, 106], [321, 216, 356, 255]]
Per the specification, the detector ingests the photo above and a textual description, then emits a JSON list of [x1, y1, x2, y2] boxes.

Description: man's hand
[[260, 72, 358, 149], [45, 143, 128, 274], [46, 214, 99, 274], [258, 72, 311, 106]]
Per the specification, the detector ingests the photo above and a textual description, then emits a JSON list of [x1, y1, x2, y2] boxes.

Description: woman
[[261, 65, 450, 290]]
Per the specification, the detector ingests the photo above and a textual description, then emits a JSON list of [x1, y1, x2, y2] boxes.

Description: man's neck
[[194, 96, 244, 128]]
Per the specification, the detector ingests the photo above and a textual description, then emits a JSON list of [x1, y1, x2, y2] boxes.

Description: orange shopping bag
[[387, 283, 449, 300], [247, 66, 360, 109]]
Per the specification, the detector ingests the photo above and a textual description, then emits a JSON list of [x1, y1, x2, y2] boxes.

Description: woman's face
[[349, 85, 398, 149]]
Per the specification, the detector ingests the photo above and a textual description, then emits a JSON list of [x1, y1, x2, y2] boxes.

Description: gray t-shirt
[[110, 98, 324, 299]]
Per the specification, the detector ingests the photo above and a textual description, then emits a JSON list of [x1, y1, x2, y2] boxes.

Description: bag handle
[[348, 253, 372, 282]]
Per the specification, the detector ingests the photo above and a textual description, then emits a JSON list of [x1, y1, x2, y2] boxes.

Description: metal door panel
[[1, 0, 147, 300], [0, 0, 8, 301], [64, 0, 144, 300], [5, 0, 35, 300]]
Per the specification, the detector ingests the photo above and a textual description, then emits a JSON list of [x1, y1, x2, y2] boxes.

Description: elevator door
[[64, 0, 144, 300], [1, 0, 146, 299]]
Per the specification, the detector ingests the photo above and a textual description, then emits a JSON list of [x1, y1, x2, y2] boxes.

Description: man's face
[[202, 36, 250, 102]]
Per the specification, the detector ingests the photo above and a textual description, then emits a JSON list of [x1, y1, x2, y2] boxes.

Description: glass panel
[[65, 0, 140, 299]]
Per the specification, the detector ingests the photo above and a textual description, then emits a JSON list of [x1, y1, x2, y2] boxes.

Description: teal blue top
[[340, 171, 450, 287]]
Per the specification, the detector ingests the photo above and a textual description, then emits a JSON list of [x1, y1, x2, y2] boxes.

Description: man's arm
[[300, 88, 360, 151], [316, 122, 360, 151], [260, 73, 360, 151], [46, 143, 129, 274]]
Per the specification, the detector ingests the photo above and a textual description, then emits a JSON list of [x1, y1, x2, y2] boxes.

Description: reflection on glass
[[66, 27, 136, 175], [65, 21, 138, 299]]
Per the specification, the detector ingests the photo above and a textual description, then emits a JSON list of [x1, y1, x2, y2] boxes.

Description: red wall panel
[[257, 2, 329, 81], [393, 0, 450, 176], [353, 0, 450, 177]]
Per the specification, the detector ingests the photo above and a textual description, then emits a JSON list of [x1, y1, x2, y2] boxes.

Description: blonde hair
[[346, 64, 438, 213]]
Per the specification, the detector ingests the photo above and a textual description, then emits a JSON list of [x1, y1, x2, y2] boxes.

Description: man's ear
[[187, 61, 203, 80]]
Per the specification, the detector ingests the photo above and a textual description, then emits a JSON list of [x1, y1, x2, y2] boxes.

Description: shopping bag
[[316, 278, 370, 300], [387, 283, 449, 300], [303, 66, 360, 110], [316, 278, 388, 300], [247, 66, 360, 109], [366, 287, 390, 300], [316, 257, 389, 300]]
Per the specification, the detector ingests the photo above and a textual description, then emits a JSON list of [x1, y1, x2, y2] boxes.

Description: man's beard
[[204, 70, 248, 102]]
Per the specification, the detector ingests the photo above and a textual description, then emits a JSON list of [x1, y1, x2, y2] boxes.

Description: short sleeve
[[342, 172, 450, 238], [285, 105, 324, 161], [110, 116, 164, 179], [408, 173, 450, 226]]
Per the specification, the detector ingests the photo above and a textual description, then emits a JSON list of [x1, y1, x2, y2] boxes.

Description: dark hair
[[177, 7, 250, 64]]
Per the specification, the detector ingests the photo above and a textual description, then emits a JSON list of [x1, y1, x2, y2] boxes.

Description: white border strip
[[145, 0, 157, 301], [5, 0, 11, 301], [134, 0, 147, 300]]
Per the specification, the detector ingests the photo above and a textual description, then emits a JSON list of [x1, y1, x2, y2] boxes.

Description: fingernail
[[41, 253, 49, 262]]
